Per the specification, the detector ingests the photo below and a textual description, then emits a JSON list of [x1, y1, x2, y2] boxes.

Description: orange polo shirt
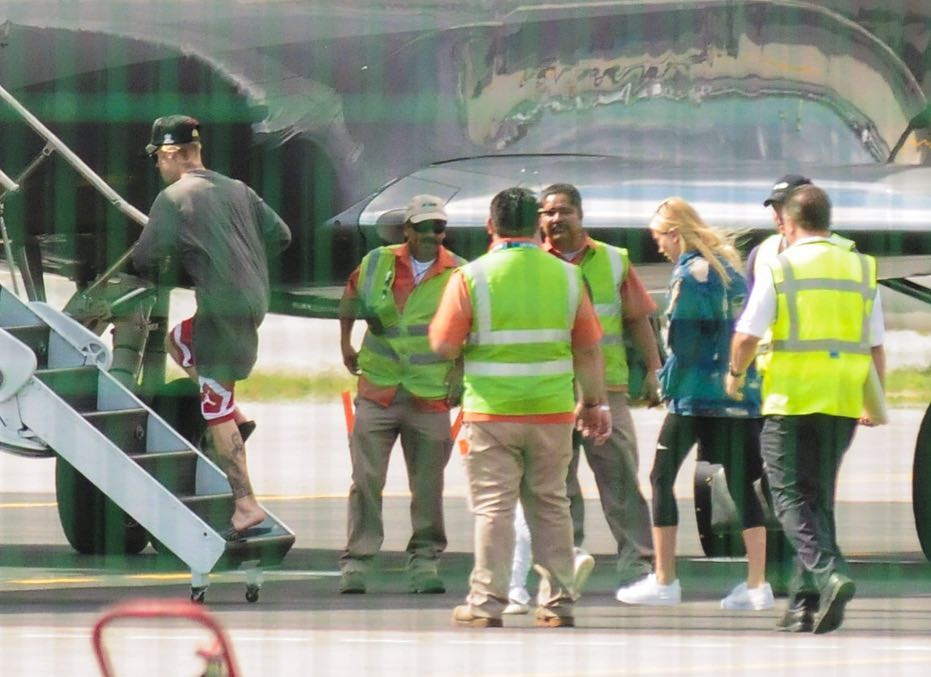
[[429, 238, 603, 423], [343, 243, 461, 411]]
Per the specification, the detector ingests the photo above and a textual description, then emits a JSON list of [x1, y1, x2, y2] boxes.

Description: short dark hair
[[490, 187, 539, 236], [782, 185, 831, 232], [540, 183, 583, 216]]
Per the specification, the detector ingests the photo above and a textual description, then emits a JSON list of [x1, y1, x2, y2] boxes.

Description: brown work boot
[[534, 608, 575, 628], [451, 605, 503, 628]]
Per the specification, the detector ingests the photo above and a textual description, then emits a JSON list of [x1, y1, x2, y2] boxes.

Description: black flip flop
[[237, 420, 257, 443], [221, 524, 272, 542]]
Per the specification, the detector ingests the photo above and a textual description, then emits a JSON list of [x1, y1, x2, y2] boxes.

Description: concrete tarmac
[[1, 402, 930, 676]]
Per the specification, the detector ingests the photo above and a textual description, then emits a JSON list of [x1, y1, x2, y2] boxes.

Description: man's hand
[[640, 371, 662, 408], [725, 372, 744, 400], [574, 402, 612, 445], [341, 343, 360, 375], [445, 359, 464, 407]]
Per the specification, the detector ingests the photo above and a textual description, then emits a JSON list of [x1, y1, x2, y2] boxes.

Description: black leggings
[[650, 413, 765, 528]]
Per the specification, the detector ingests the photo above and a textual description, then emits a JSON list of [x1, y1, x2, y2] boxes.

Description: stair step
[[218, 532, 297, 569], [34, 366, 98, 412], [83, 408, 150, 454], [2, 324, 50, 368], [130, 450, 198, 495], [181, 493, 234, 531]]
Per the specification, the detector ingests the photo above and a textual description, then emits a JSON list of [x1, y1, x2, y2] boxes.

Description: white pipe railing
[[0, 82, 147, 227]]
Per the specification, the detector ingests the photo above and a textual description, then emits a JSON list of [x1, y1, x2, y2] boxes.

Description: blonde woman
[[616, 198, 773, 610]]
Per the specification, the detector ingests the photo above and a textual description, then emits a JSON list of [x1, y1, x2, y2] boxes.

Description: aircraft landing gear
[[55, 457, 149, 555], [912, 402, 931, 560]]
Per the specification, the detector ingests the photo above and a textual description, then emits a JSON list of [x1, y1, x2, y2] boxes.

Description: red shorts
[[197, 376, 237, 425], [169, 318, 196, 369], [170, 318, 237, 425]]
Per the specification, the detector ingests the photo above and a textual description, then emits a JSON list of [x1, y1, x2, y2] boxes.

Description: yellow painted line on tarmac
[[9, 576, 99, 585], [127, 573, 191, 582], [0, 501, 57, 508], [0, 494, 423, 506], [255, 492, 426, 501]]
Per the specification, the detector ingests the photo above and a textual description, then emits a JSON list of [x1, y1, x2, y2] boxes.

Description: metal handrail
[[0, 82, 148, 226], [0, 81, 147, 298], [0, 166, 17, 194]]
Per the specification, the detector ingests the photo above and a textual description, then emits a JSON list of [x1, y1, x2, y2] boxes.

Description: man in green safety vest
[[338, 195, 466, 595], [430, 186, 611, 628], [727, 185, 886, 635], [538, 182, 661, 590]]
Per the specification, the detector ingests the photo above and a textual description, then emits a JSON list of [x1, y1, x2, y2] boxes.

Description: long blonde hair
[[652, 197, 741, 285]]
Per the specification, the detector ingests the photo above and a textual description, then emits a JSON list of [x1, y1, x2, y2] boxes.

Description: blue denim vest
[[658, 251, 761, 417]]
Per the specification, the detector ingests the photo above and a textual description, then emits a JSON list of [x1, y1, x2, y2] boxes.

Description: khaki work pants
[[463, 420, 575, 619]]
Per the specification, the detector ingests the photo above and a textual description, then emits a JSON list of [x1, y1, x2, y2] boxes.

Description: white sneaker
[[616, 573, 681, 606], [572, 547, 595, 599], [503, 586, 531, 615], [720, 581, 775, 611]]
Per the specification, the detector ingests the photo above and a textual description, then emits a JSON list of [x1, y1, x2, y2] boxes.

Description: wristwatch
[[728, 365, 745, 378], [582, 401, 610, 411]]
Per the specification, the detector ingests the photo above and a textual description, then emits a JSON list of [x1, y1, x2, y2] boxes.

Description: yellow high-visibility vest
[[754, 232, 856, 376], [357, 245, 464, 399], [460, 243, 582, 415], [579, 240, 630, 388], [762, 240, 876, 417]]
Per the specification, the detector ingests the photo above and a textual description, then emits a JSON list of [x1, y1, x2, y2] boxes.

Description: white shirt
[[735, 236, 884, 346], [411, 256, 435, 285]]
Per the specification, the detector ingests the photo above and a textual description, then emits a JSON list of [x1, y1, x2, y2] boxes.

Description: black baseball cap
[[763, 174, 812, 206], [145, 115, 201, 156]]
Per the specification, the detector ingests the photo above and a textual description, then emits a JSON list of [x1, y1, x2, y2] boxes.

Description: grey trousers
[[760, 414, 857, 596], [567, 391, 655, 584], [340, 390, 453, 573]]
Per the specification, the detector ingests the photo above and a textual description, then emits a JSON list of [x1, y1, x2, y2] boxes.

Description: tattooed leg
[[208, 419, 267, 531]]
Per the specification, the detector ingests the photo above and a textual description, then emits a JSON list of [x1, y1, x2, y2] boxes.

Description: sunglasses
[[538, 207, 577, 218], [411, 219, 447, 234]]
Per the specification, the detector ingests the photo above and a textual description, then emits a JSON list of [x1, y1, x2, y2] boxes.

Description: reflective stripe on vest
[[461, 246, 580, 415], [753, 233, 857, 375], [581, 240, 629, 387], [356, 245, 464, 399], [762, 242, 876, 417], [468, 256, 577, 347], [771, 252, 872, 355]]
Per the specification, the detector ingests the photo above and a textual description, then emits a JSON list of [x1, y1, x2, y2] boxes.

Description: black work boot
[[776, 593, 818, 633], [813, 573, 856, 634]]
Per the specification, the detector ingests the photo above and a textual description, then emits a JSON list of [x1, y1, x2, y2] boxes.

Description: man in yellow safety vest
[[338, 195, 465, 595], [430, 186, 611, 628], [726, 185, 886, 635]]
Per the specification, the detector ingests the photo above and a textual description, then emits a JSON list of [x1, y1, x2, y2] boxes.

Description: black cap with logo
[[762, 174, 812, 207], [145, 115, 201, 156]]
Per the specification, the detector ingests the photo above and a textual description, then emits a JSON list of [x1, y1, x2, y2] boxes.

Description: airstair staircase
[[0, 82, 294, 603], [0, 282, 295, 601]]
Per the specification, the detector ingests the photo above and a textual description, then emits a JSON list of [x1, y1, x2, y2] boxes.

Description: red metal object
[[92, 598, 240, 677]]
